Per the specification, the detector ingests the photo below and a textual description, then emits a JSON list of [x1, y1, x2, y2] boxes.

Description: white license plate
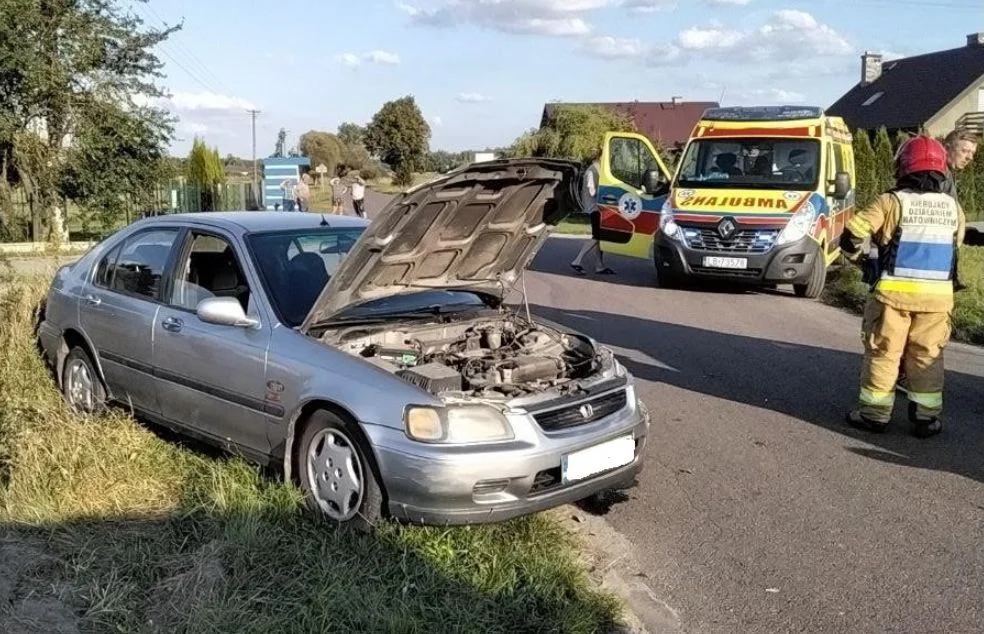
[[561, 434, 636, 484], [703, 256, 748, 269]]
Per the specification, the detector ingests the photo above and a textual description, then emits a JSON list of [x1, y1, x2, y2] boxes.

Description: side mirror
[[831, 172, 851, 200], [197, 297, 259, 328], [643, 170, 665, 195]]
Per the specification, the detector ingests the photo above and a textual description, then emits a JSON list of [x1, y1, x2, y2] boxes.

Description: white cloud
[[456, 92, 491, 103], [621, 0, 677, 12], [734, 88, 806, 104], [165, 91, 258, 112], [431, 115, 443, 126], [400, 0, 613, 37], [583, 10, 853, 66], [335, 50, 402, 66], [707, 0, 750, 5]]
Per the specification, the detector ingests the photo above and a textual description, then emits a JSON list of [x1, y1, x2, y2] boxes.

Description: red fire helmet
[[895, 135, 948, 178]]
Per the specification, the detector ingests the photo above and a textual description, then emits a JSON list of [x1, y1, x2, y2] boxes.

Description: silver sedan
[[38, 158, 650, 530]]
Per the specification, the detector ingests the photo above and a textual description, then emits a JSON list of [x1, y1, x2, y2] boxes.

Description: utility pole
[[247, 109, 261, 208]]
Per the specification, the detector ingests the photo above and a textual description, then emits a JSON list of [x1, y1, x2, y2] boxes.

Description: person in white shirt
[[351, 176, 367, 218], [570, 150, 615, 276]]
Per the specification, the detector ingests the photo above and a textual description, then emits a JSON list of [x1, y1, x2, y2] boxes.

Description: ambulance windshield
[[676, 138, 821, 190]]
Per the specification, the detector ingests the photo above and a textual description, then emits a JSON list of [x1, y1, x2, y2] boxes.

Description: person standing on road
[[896, 128, 977, 392], [329, 176, 348, 214], [279, 178, 297, 211], [351, 175, 367, 218], [839, 135, 966, 438], [295, 173, 312, 212], [570, 149, 615, 276]]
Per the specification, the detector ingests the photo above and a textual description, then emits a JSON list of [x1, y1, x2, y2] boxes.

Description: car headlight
[[776, 200, 818, 246], [659, 201, 684, 243], [404, 405, 514, 444]]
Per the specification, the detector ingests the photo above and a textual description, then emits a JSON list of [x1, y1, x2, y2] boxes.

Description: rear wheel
[[297, 409, 385, 532], [794, 247, 827, 299]]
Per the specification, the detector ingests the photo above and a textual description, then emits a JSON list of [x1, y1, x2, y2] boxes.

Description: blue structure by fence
[[261, 157, 311, 210]]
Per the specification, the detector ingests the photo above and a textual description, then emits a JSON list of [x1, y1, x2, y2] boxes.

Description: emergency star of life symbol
[[618, 192, 643, 220], [718, 217, 737, 239]]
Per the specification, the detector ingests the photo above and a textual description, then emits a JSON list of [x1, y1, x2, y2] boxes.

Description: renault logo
[[718, 217, 737, 239], [579, 404, 595, 419]]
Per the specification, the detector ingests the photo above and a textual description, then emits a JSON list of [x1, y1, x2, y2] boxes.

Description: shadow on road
[[527, 303, 984, 486], [531, 236, 797, 297]]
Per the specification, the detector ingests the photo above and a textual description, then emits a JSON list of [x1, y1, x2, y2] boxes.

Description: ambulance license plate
[[561, 434, 635, 485], [703, 256, 748, 269]]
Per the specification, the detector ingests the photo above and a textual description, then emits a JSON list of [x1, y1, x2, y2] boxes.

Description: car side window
[[609, 137, 659, 191], [169, 232, 252, 313], [93, 244, 123, 289], [109, 229, 180, 300]]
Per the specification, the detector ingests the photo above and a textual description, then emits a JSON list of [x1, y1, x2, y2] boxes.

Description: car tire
[[794, 248, 827, 299], [61, 346, 107, 414], [297, 409, 385, 532], [654, 257, 682, 289]]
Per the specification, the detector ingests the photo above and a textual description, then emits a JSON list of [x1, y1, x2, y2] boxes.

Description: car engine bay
[[320, 315, 600, 398]]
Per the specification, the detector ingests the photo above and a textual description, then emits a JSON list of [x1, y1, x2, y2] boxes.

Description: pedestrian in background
[[840, 136, 966, 438], [570, 149, 615, 277], [351, 175, 367, 218], [279, 178, 297, 211], [329, 176, 348, 214], [295, 173, 312, 212]]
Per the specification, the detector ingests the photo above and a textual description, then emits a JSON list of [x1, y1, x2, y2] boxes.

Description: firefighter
[[839, 135, 966, 438]]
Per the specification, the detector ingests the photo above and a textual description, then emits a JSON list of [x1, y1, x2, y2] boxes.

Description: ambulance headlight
[[660, 200, 683, 242], [776, 201, 818, 245]]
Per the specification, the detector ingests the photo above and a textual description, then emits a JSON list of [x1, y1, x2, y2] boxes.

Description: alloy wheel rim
[[306, 428, 364, 522], [66, 359, 95, 411]]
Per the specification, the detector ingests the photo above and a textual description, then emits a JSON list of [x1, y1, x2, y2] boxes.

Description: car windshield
[[246, 227, 365, 327], [676, 138, 821, 190]]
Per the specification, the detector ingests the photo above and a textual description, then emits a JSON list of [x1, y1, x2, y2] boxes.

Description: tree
[[0, 0, 178, 241], [186, 138, 225, 211], [299, 131, 345, 176], [872, 126, 895, 194], [510, 105, 637, 162], [274, 128, 287, 158], [338, 122, 366, 147], [364, 96, 431, 186], [852, 130, 878, 210]]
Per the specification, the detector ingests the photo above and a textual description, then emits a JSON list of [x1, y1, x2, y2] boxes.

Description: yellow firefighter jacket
[[845, 190, 965, 313]]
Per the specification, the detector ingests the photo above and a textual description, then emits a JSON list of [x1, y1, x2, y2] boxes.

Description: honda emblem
[[579, 404, 595, 419]]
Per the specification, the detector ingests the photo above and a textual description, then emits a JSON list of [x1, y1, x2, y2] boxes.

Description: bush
[[393, 163, 414, 187], [358, 164, 381, 181]]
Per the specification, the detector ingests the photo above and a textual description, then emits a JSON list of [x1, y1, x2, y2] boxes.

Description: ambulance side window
[[609, 137, 659, 191]]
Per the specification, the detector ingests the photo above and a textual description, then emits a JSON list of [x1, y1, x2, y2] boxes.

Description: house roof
[[540, 101, 719, 148], [828, 44, 984, 131]]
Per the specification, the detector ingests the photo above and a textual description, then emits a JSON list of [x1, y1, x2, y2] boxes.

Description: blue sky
[[132, 0, 982, 157]]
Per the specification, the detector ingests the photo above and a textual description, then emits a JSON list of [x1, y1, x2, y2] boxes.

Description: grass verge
[[555, 214, 591, 236], [822, 245, 984, 346], [368, 172, 440, 195], [0, 273, 624, 633]]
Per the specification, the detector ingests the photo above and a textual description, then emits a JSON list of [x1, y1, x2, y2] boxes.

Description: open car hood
[[299, 158, 584, 331]]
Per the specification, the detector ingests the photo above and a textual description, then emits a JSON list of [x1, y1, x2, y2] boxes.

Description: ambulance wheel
[[794, 254, 827, 299]]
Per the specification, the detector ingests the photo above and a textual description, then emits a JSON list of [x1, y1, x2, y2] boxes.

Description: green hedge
[[853, 127, 984, 221]]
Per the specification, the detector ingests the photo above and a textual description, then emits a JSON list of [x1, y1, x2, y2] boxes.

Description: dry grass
[[0, 271, 624, 633]]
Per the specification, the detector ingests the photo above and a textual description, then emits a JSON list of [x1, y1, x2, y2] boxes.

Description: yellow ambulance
[[597, 105, 855, 298]]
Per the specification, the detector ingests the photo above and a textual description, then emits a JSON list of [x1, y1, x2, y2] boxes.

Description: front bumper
[[655, 232, 820, 285], [365, 389, 650, 526]]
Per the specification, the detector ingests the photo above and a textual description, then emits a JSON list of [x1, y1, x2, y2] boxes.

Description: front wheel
[[62, 346, 107, 413], [654, 257, 683, 289], [297, 409, 385, 532], [793, 249, 827, 299]]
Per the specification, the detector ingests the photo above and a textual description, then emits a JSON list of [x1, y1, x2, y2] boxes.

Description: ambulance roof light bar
[[702, 105, 826, 122]]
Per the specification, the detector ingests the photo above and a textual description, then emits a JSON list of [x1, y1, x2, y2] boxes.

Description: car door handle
[[601, 195, 619, 204], [161, 317, 183, 333], [84, 294, 101, 306]]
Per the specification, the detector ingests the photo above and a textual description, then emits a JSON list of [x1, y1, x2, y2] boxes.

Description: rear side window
[[110, 229, 180, 300]]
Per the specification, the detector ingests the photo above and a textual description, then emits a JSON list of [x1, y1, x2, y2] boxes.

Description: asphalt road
[[10, 189, 984, 632]]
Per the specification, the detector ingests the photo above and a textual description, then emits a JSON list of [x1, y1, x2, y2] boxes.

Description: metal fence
[[1, 180, 260, 243]]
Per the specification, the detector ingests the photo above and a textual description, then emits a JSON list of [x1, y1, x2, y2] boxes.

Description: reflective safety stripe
[[876, 277, 954, 295], [846, 215, 872, 236], [907, 391, 943, 409], [886, 191, 959, 283], [859, 388, 895, 406]]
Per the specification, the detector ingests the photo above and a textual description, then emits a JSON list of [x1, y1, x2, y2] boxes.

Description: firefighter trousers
[[858, 298, 952, 423]]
